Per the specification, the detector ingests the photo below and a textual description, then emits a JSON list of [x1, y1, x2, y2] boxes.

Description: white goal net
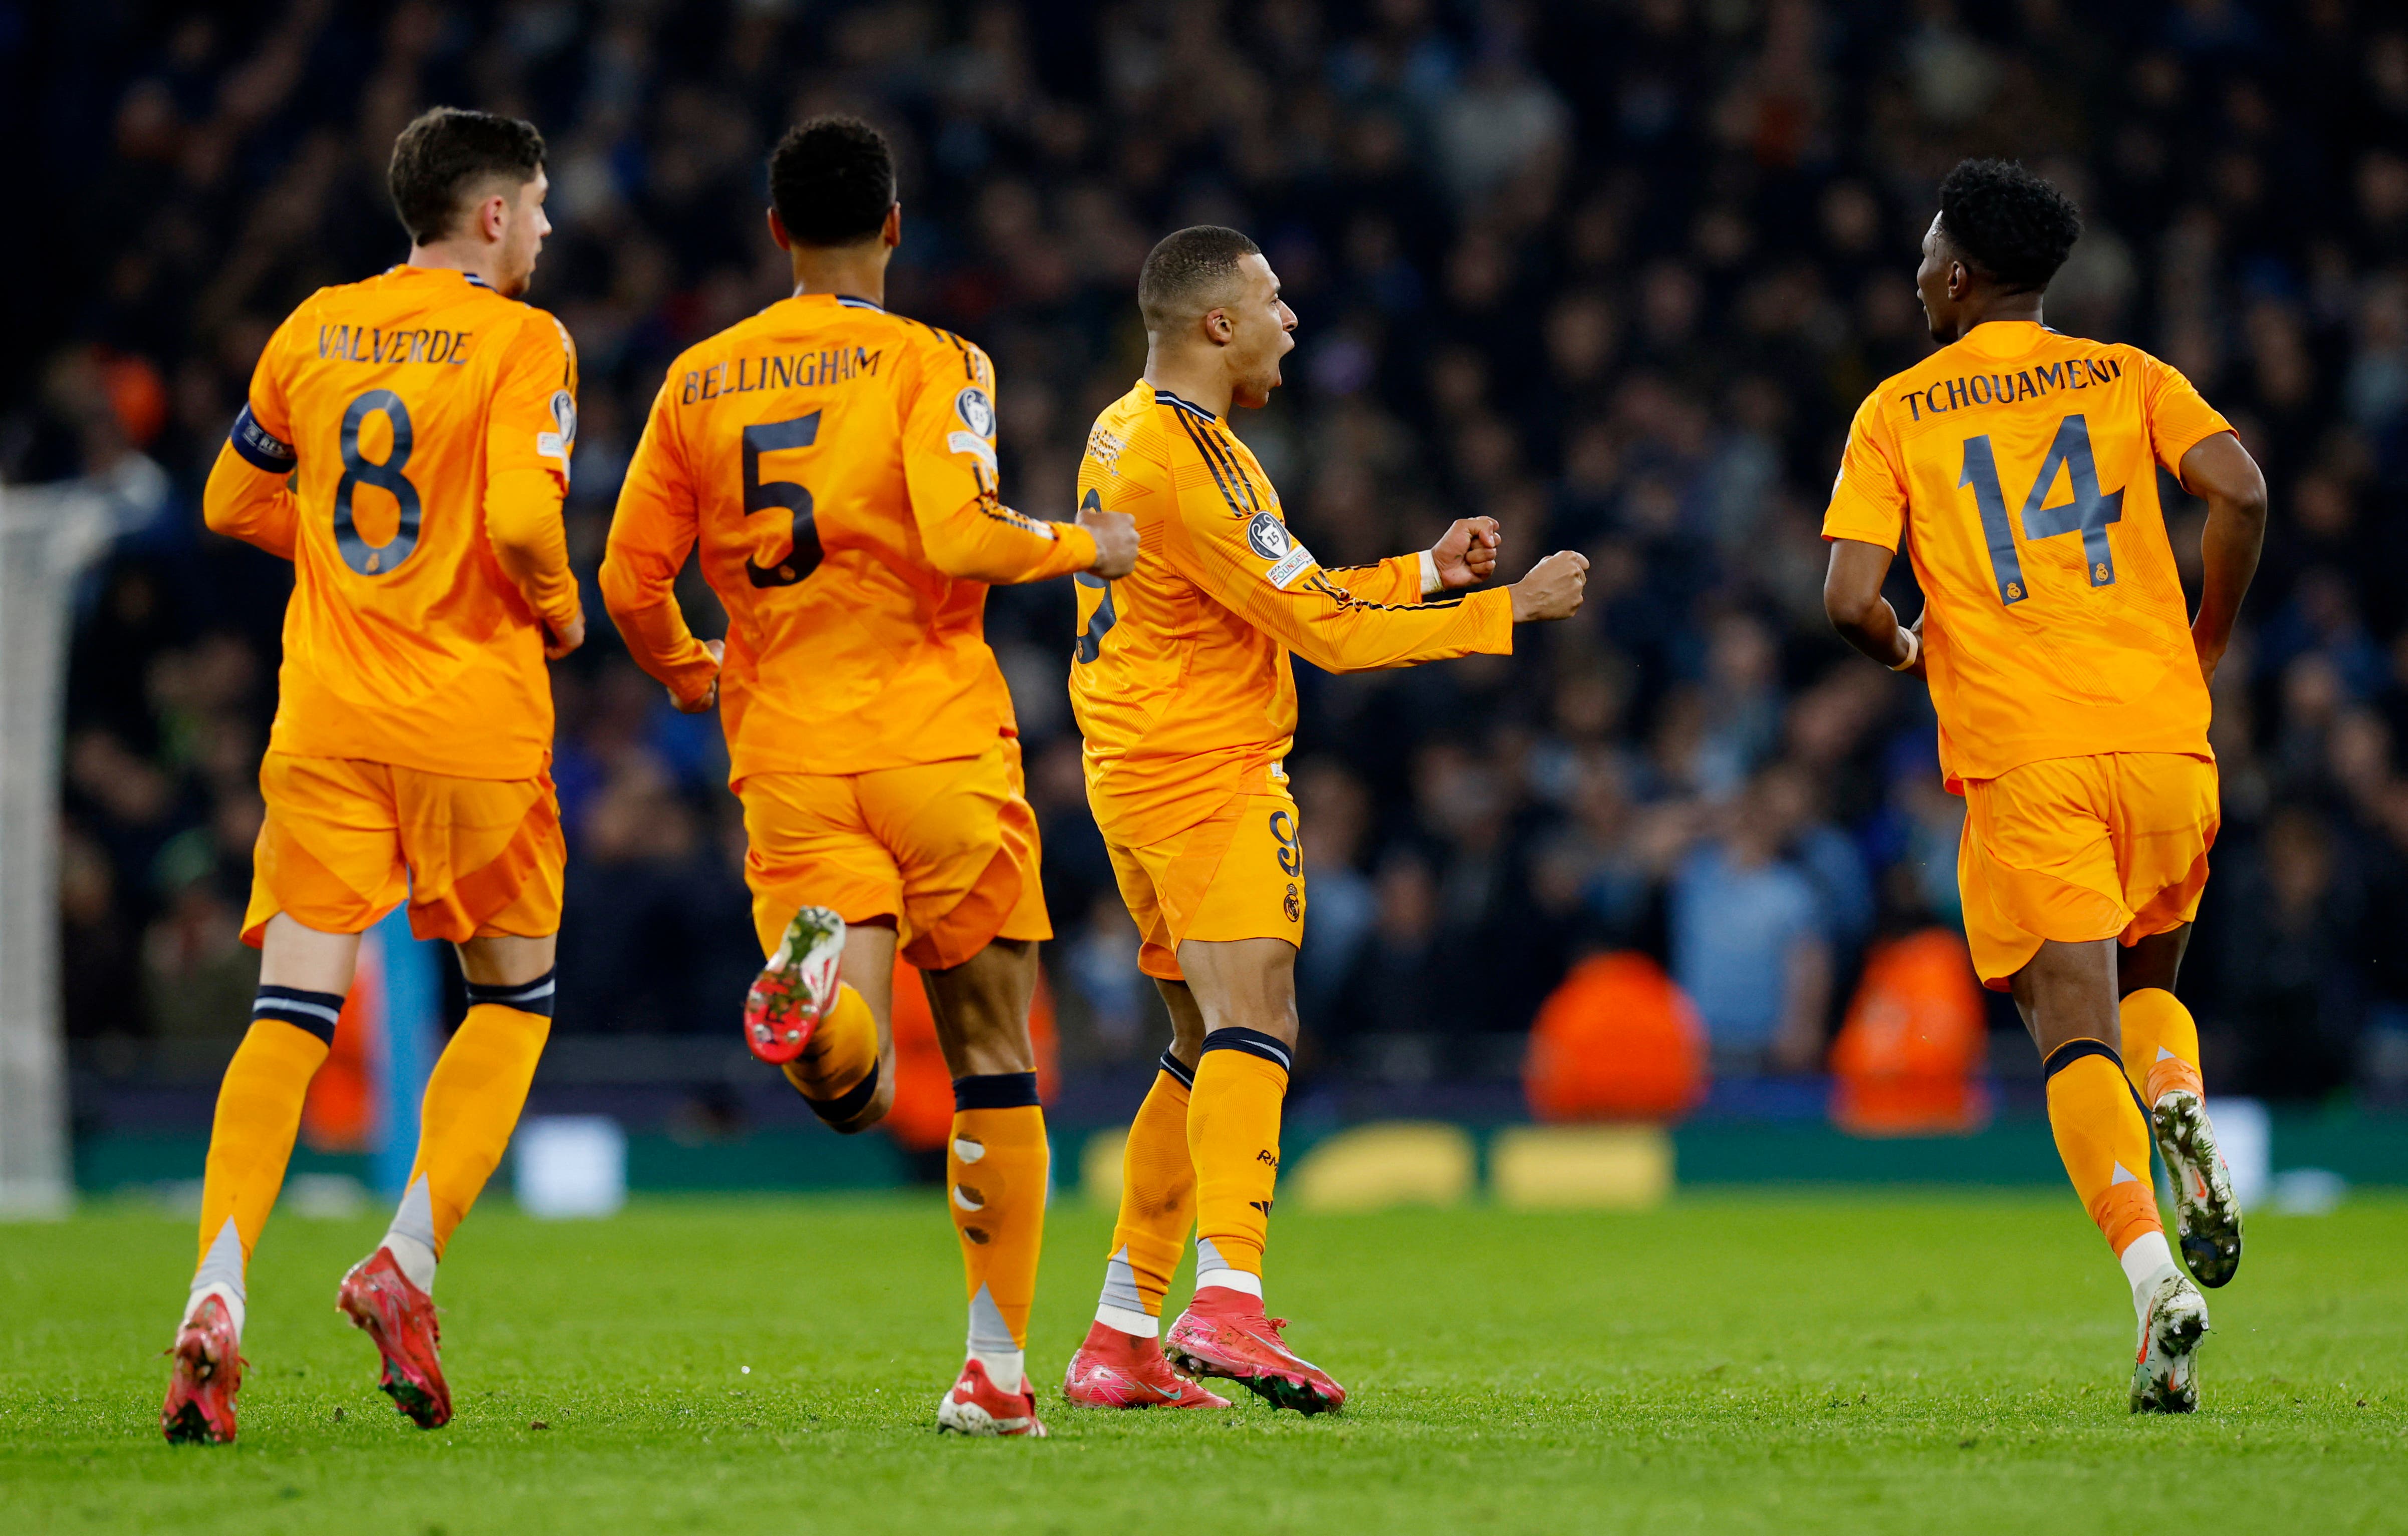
[[0, 480, 115, 1215]]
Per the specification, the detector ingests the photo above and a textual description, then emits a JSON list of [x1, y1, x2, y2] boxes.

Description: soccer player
[[1059, 227, 1590, 1414], [162, 108, 582, 1444], [1821, 160, 2264, 1412], [599, 117, 1136, 1438]]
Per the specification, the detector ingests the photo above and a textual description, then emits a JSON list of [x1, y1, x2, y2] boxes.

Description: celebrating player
[[1821, 160, 2265, 1412], [600, 117, 1136, 1438], [163, 108, 583, 1443], [1058, 227, 1590, 1414]]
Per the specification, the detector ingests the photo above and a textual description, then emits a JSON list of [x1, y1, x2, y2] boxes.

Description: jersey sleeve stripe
[[1304, 571, 1466, 613], [1196, 426, 1265, 511], [1173, 411, 1251, 517]]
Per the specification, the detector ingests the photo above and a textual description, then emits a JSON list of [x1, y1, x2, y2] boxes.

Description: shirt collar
[[788, 288, 885, 311], [1149, 383, 1219, 423]]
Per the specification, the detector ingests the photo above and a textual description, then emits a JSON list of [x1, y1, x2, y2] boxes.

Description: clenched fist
[[1078, 503, 1140, 580], [1508, 551, 1589, 623], [1430, 516, 1501, 588]]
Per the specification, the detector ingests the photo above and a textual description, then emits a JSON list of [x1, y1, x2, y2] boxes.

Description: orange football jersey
[[1822, 321, 2233, 790], [601, 294, 1098, 781], [207, 265, 580, 780], [1070, 381, 1513, 843]]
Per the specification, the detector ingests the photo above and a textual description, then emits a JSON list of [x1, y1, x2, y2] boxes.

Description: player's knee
[[825, 1067, 897, 1136]]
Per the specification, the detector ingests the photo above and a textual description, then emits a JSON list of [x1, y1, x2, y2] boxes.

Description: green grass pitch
[[6, 1190, 2405, 1533]]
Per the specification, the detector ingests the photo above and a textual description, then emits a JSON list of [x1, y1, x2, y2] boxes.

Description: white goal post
[[0, 479, 115, 1215]]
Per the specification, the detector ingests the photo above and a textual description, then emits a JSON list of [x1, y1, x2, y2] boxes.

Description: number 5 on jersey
[[1073, 488, 1118, 663], [744, 409, 823, 588], [1959, 412, 2124, 605]]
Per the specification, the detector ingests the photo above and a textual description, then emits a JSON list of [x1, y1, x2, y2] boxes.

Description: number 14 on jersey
[[1958, 412, 2125, 605]]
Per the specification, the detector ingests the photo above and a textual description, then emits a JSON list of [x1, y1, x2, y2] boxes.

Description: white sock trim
[[1095, 1302, 1158, 1338], [183, 1280, 245, 1340], [2118, 1229, 2180, 1328], [1194, 1266, 1263, 1299], [969, 1347, 1026, 1396], [382, 1232, 437, 1295]]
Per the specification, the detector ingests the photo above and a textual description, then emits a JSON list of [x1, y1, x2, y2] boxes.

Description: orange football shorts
[[740, 734, 1049, 971], [244, 750, 565, 946], [1104, 791, 1307, 982], [1957, 751, 2219, 990]]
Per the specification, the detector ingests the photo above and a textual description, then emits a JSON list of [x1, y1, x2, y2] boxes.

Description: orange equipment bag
[[1827, 927, 1992, 1136], [1524, 951, 1708, 1122]]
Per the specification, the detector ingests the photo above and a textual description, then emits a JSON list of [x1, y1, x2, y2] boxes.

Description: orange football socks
[[949, 1076, 1049, 1394], [2119, 987, 2206, 1107], [2044, 1040, 2164, 1267], [1188, 1029, 1292, 1293], [1097, 1051, 1198, 1334], [190, 991, 343, 1335], [378, 975, 554, 1293], [781, 982, 881, 1121]]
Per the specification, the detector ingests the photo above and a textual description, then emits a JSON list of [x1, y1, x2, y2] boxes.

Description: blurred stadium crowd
[[11, 0, 2408, 1106]]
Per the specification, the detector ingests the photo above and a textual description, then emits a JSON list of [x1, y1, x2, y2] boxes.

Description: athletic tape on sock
[[1193, 1236, 1265, 1297]]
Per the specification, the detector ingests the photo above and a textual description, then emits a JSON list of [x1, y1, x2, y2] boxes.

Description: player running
[[1821, 160, 2265, 1413], [162, 108, 582, 1444], [600, 117, 1136, 1438], [1058, 227, 1589, 1414]]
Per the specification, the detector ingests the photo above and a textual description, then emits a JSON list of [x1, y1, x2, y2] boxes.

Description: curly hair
[[769, 116, 896, 247], [1936, 159, 2083, 292]]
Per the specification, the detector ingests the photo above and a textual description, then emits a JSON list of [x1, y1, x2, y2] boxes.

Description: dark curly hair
[[388, 108, 546, 245], [769, 116, 896, 246], [1936, 159, 2083, 292]]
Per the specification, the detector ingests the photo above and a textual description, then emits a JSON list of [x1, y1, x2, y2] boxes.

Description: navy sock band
[[2042, 1038, 2122, 1080], [2042, 1037, 2150, 1119], [1198, 1027, 1292, 1074], [1158, 1048, 1196, 1090], [952, 1071, 1041, 1111], [465, 968, 556, 1018], [252, 985, 346, 1046], [806, 1058, 882, 1125]]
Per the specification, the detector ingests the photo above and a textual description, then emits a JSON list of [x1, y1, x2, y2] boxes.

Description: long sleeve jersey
[[601, 294, 1097, 781], [1069, 380, 1512, 841], [203, 265, 579, 779]]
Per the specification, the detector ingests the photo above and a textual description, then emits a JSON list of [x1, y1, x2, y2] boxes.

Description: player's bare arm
[[2179, 430, 2267, 686], [1821, 538, 1922, 677]]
